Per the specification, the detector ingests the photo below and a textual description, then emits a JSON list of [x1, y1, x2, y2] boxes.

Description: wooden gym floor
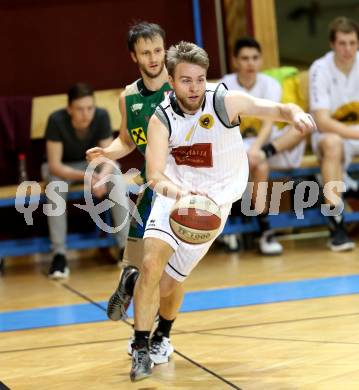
[[1, 234, 359, 390]]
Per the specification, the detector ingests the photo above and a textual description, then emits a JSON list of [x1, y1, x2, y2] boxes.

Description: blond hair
[[166, 41, 209, 77]]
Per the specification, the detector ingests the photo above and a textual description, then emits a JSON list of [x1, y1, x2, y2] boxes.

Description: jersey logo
[[199, 114, 214, 129], [171, 143, 213, 168], [131, 127, 147, 145], [131, 103, 143, 115]]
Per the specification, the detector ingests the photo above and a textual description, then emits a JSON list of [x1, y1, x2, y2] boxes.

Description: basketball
[[169, 194, 222, 244]]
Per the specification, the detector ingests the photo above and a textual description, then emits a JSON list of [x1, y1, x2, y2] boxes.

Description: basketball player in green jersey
[[86, 22, 178, 364]]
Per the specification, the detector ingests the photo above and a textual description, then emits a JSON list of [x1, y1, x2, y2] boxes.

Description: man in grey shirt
[[44, 83, 129, 278]]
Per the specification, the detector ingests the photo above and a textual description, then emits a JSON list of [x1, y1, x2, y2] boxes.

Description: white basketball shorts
[[143, 194, 232, 282]]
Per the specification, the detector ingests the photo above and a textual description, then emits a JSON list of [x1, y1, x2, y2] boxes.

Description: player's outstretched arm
[[224, 90, 316, 134], [146, 115, 188, 200], [86, 91, 136, 162]]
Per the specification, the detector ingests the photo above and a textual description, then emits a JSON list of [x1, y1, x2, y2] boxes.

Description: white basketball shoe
[[128, 336, 174, 364]]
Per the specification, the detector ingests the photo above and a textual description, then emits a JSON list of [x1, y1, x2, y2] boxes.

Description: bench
[[0, 163, 142, 268], [222, 155, 359, 235], [31, 88, 123, 139], [0, 183, 117, 261]]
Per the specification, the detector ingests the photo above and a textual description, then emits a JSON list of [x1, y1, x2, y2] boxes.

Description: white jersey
[[154, 83, 249, 205], [309, 51, 359, 124], [220, 73, 281, 136]]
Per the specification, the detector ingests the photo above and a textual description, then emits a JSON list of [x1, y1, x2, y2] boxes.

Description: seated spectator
[[309, 16, 359, 251], [221, 37, 310, 255], [43, 83, 129, 278]]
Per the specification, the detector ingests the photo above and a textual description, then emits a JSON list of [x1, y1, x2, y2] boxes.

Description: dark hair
[[329, 16, 359, 42], [67, 83, 94, 105], [127, 22, 166, 52], [166, 41, 209, 77], [233, 37, 261, 57]]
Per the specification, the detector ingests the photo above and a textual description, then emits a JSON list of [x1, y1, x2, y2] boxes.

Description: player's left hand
[[292, 112, 316, 134]]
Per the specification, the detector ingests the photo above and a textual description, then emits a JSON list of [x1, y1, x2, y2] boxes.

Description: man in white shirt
[[310, 16, 359, 251], [221, 37, 309, 255], [129, 40, 315, 382]]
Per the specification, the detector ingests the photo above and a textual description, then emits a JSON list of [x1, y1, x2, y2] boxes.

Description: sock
[[257, 212, 270, 234], [118, 247, 125, 262], [133, 330, 150, 349], [152, 315, 175, 341], [262, 143, 277, 158], [328, 213, 344, 230], [125, 269, 139, 295]]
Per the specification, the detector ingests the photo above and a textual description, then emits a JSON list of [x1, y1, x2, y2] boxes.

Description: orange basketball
[[169, 195, 221, 244]]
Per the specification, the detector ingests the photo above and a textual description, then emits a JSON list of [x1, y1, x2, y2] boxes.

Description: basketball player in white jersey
[[129, 41, 316, 382], [310, 16, 359, 251], [221, 37, 309, 255]]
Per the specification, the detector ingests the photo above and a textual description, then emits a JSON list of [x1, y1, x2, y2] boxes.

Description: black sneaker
[[328, 225, 355, 252], [107, 265, 139, 321], [48, 254, 69, 279], [130, 345, 153, 382]]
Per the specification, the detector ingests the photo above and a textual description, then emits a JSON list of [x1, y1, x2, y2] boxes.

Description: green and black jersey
[[124, 78, 171, 237], [125, 78, 171, 155]]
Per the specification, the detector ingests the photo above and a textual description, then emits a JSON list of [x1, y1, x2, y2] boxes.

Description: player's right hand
[[86, 147, 106, 162]]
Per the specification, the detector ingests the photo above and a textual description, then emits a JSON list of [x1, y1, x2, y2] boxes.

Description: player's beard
[[140, 59, 165, 79], [176, 92, 205, 113]]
